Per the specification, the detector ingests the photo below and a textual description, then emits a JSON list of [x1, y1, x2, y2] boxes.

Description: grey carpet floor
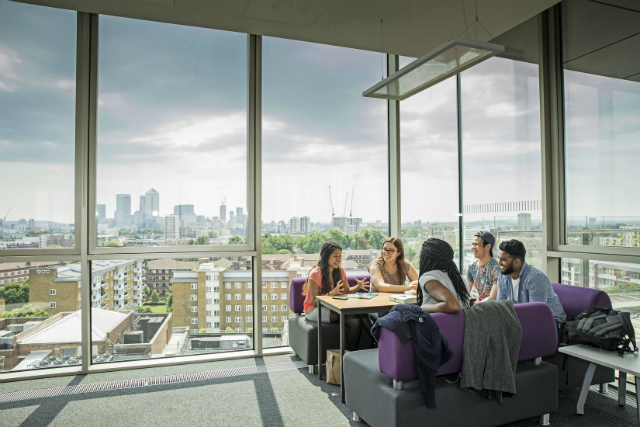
[[0, 355, 637, 427]]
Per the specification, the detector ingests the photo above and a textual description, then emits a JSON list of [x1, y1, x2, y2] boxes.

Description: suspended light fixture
[[363, 37, 504, 101]]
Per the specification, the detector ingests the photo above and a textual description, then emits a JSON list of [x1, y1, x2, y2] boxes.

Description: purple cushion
[[552, 282, 612, 319], [378, 302, 558, 381], [288, 274, 372, 314]]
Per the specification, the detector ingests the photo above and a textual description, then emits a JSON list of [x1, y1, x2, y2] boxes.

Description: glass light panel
[[364, 38, 503, 101]]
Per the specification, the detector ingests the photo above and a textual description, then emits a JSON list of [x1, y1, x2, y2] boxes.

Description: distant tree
[[199, 327, 207, 333], [187, 239, 195, 245], [47, 244, 62, 248], [143, 285, 150, 298], [118, 229, 131, 236], [326, 227, 347, 247], [299, 232, 327, 254], [194, 236, 209, 245], [165, 293, 172, 312], [0, 282, 29, 305], [150, 290, 159, 302], [135, 305, 152, 313], [104, 242, 119, 247], [208, 231, 218, 238], [405, 245, 418, 266], [225, 327, 234, 333], [229, 236, 246, 245], [2, 304, 49, 318]]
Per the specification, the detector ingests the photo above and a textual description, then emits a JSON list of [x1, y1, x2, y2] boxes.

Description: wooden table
[[316, 292, 399, 403], [558, 344, 640, 422]]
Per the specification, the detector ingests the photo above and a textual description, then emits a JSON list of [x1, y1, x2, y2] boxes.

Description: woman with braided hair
[[417, 238, 470, 314]]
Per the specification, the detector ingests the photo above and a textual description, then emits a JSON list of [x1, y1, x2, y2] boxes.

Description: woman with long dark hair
[[416, 238, 470, 314], [302, 241, 369, 350]]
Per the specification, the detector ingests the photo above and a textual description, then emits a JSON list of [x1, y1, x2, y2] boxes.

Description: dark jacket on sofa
[[461, 300, 522, 401], [372, 304, 453, 408]]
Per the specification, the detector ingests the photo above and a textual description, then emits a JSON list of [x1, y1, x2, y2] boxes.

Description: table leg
[[340, 310, 345, 404], [317, 300, 323, 380], [618, 372, 627, 407], [577, 362, 596, 415]]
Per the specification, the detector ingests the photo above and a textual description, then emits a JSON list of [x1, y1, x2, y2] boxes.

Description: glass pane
[[564, 71, 640, 246], [400, 68, 459, 270], [262, 38, 388, 348], [0, 1, 76, 251], [90, 256, 253, 363], [96, 16, 247, 248], [1, 261, 83, 372], [461, 57, 543, 274]]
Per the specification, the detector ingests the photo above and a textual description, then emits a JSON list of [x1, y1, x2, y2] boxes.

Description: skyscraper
[[220, 203, 226, 221], [518, 213, 531, 231], [174, 204, 196, 226], [115, 194, 131, 227], [236, 207, 244, 223], [140, 188, 160, 217], [289, 217, 300, 234], [164, 214, 180, 240], [96, 204, 106, 220], [300, 216, 310, 234]]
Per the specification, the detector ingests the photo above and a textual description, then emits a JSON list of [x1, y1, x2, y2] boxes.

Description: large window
[[461, 57, 543, 273], [1, 261, 83, 372], [0, 1, 77, 251], [90, 256, 253, 364], [399, 57, 458, 269], [96, 16, 247, 248], [262, 38, 388, 347], [564, 72, 640, 247]]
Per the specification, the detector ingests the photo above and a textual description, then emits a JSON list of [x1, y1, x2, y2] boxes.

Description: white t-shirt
[[512, 277, 520, 302], [419, 270, 463, 307]]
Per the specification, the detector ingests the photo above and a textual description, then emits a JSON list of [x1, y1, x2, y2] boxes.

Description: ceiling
[[14, 0, 559, 58], [563, 0, 640, 82]]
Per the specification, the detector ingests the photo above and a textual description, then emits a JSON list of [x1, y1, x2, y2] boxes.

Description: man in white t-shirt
[[496, 239, 566, 325]]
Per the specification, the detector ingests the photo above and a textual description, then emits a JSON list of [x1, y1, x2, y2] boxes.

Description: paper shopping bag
[[326, 349, 349, 385]]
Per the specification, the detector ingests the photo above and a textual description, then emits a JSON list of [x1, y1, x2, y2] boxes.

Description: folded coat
[[372, 304, 452, 408], [461, 300, 522, 399]]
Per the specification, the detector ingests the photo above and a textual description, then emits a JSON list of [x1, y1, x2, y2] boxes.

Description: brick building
[[0, 261, 65, 288], [144, 259, 200, 297], [28, 260, 144, 315], [171, 266, 294, 334]]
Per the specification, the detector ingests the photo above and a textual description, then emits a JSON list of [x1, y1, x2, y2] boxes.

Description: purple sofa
[[341, 280, 616, 427], [287, 275, 372, 372], [344, 302, 559, 427]]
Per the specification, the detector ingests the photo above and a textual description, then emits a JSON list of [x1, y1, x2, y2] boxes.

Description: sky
[[1, 0, 639, 227]]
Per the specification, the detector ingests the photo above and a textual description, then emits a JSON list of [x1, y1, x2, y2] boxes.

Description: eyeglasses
[[382, 248, 397, 254]]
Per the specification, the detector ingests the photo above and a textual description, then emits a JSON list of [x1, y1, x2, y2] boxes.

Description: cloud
[[0, 44, 22, 91], [51, 78, 75, 93]]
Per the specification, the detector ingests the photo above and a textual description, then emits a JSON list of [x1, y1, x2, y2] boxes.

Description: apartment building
[[421, 226, 457, 249], [342, 250, 372, 269], [28, 260, 144, 316], [171, 267, 294, 334], [145, 259, 200, 297], [0, 261, 64, 287]]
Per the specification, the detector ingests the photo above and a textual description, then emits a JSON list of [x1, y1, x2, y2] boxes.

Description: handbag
[[326, 349, 349, 385]]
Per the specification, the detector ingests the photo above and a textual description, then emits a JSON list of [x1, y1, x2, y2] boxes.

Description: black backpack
[[563, 306, 638, 356]]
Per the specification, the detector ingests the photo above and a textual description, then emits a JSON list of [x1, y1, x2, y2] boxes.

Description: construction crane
[[349, 187, 354, 218], [3, 208, 11, 221], [328, 186, 335, 218], [342, 193, 349, 217]]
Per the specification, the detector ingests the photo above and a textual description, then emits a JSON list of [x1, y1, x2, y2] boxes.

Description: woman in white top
[[417, 238, 470, 314]]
